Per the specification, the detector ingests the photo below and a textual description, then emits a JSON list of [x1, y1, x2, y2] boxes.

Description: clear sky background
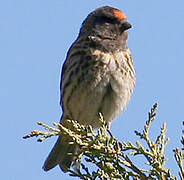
[[1, 0, 184, 179]]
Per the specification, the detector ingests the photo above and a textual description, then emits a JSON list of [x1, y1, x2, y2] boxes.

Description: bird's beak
[[121, 21, 132, 31]]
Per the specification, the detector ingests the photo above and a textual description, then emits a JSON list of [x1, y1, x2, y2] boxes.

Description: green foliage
[[23, 104, 184, 180]]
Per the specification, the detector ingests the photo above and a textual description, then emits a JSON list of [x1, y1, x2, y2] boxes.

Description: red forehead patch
[[113, 9, 126, 19]]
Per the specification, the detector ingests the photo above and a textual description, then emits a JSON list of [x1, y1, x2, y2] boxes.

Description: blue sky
[[1, 0, 184, 179]]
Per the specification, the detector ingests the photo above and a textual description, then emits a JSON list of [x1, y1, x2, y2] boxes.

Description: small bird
[[43, 6, 136, 172]]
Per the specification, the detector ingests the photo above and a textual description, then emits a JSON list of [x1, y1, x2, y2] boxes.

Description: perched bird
[[43, 6, 136, 172]]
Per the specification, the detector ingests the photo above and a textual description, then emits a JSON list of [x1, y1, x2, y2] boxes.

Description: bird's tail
[[43, 136, 78, 172]]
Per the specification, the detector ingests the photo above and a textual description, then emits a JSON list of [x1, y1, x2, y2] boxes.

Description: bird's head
[[80, 6, 132, 43]]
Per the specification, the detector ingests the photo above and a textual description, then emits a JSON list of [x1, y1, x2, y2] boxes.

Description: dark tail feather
[[43, 136, 77, 172]]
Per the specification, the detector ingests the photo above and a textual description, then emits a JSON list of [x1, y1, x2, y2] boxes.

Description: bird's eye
[[94, 16, 115, 25]]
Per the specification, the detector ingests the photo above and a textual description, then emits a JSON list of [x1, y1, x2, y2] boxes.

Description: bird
[[43, 6, 136, 173]]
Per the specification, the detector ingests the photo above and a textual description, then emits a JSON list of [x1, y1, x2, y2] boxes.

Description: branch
[[23, 104, 180, 179]]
